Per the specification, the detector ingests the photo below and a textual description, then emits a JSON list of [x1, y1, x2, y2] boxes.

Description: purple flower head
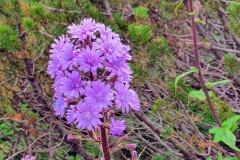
[[50, 35, 70, 55], [66, 105, 78, 124], [110, 117, 126, 136], [47, 56, 62, 79], [58, 43, 80, 70], [115, 83, 140, 113], [78, 46, 104, 75], [68, 18, 98, 41], [53, 93, 68, 117], [97, 35, 123, 62], [48, 35, 70, 78], [75, 102, 103, 130], [96, 23, 114, 37], [21, 155, 36, 160], [52, 71, 65, 92], [48, 18, 141, 134], [85, 80, 113, 111], [105, 56, 133, 83], [59, 71, 85, 99]]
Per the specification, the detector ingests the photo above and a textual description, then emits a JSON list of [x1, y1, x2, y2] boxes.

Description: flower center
[[96, 92, 103, 100], [85, 111, 91, 120]]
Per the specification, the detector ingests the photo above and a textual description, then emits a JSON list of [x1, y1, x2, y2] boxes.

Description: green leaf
[[20, 103, 28, 112], [222, 115, 240, 132], [218, 152, 223, 160], [0, 123, 14, 136], [188, 89, 213, 101], [174, 67, 198, 95], [195, 18, 205, 24], [205, 80, 231, 88], [0, 150, 7, 160], [133, 6, 148, 23], [209, 127, 240, 152]]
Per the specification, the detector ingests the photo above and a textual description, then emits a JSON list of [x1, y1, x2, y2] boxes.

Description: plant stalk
[[188, 0, 222, 127], [100, 116, 111, 160]]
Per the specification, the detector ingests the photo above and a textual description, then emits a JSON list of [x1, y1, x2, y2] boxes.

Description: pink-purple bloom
[[110, 117, 126, 136], [115, 83, 140, 113], [78, 46, 104, 75], [67, 18, 98, 41], [85, 80, 113, 111], [59, 71, 85, 99], [58, 42, 80, 70], [48, 18, 140, 132], [75, 102, 103, 130], [53, 93, 68, 117]]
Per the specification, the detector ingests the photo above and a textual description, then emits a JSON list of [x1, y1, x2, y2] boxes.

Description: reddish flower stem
[[100, 116, 111, 160], [188, 0, 222, 127]]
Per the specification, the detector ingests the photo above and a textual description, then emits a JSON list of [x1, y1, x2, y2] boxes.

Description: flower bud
[[125, 143, 137, 150], [21, 155, 36, 160], [132, 151, 138, 160], [67, 135, 82, 141]]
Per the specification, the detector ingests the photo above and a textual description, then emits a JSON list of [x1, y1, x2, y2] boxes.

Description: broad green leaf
[[222, 115, 240, 132], [206, 157, 212, 160], [205, 80, 231, 88], [209, 127, 240, 152], [0, 150, 7, 160], [0, 123, 14, 136], [188, 89, 213, 101], [175, 67, 198, 94], [218, 152, 223, 160]]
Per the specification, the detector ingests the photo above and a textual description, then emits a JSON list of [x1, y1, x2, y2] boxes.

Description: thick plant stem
[[188, 0, 222, 127], [100, 117, 111, 160]]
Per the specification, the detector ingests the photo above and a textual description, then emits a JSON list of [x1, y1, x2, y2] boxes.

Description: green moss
[[204, 0, 220, 16], [0, 25, 20, 51], [224, 54, 240, 75], [227, 2, 240, 37], [133, 6, 148, 24], [22, 17, 38, 31]]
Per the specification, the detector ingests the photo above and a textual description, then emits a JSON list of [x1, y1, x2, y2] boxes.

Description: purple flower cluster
[[48, 18, 140, 133]]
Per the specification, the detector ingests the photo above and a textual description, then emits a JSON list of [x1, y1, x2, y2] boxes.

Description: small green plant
[[129, 63, 144, 77], [175, 68, 233, 103], [174, 67, 198, 95], [128, 24, 152, 45], [0, 25, 20, 52], [209, 115, 240, 152], [113, 12, 127, 31], [152, 99, 163, 112], [227, 2, 240, 37], [133, 6, 148, 23], [224, 54, 240, 75], [22, 17, 38, 32]]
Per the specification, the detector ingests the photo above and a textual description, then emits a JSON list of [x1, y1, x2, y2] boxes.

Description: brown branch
[[6, 133, 49, 160], [103, 0, 114, 20]]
